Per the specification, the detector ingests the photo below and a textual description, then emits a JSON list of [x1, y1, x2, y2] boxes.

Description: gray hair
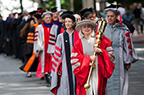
[[41, 11, 53, 18]]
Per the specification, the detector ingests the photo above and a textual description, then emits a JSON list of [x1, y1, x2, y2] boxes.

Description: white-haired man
[[34, 11, 58, 87]]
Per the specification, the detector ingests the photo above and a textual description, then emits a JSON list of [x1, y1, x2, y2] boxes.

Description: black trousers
[[45, 73, 51, 84]]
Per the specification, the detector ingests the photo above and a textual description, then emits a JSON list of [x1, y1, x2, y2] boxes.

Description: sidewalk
[[132, 34, 144, 43]]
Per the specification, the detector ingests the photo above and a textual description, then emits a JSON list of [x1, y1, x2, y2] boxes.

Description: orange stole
[[23, 53, 35, 72], [34, 23, 39, 30], [23, 23, 39, 72]]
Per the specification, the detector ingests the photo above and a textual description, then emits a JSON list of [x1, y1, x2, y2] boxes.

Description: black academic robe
[[10, 17, 23, 57], [19, 26, 39, 72], [0, 20, 6, 53]]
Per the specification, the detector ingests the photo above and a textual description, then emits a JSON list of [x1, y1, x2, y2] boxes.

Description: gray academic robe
[[104, 23, 138, 95], [51, 31, 79, 95]]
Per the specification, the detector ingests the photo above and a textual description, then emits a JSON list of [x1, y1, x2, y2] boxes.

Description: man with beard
[[50, 7, 61, 26]]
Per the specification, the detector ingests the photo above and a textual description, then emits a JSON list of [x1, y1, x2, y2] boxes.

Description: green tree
[[74, 0, 82, 13], [32, 0, 82, 13], [45, 0, 56, 10], [61, 0, 69, 9], [106, 0, 143, 7], [45, 0, 69, 10]]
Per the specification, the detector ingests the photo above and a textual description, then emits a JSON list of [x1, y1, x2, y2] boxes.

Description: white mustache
[[53, 18, 58, 21]]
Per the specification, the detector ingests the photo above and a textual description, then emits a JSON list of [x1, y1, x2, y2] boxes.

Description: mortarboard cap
[[18, 12, 22, 15], [29, 10, 37, 15], [50, 7, 57, 12], [104, 4, 120, 15], [37, 7, 42, 10], [26, 17, 34, 23], [34, 14, 42, 19], [80, 7, 93, 18], [61, 11, 75, 22], [60, 11, 74, 17], [57, 9, 67, 15], [13, 12, 18, 15], [37, 9, 46, 15]]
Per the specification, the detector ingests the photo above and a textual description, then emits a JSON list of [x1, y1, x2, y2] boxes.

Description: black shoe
[[40, 77, 44, 80], [47, 83, 51, 87]]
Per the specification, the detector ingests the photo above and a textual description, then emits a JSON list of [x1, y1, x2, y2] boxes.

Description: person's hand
[[58, 70, 61, 75], [35, 52, 39, 58], [50, 53, 54, 57], [124, 63, 131, 70], [94, 47, 102, 54], [90, 55, 96, 61], [32, 15, 38, 23]]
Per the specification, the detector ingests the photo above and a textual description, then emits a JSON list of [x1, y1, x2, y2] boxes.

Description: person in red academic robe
[[71, 20, 115, 95], [34, 11, 58, 86]]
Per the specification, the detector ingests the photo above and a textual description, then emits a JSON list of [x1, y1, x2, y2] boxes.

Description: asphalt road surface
[[0, 55, 50, 95]]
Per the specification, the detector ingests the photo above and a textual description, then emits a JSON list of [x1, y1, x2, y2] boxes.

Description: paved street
[[0, 55, 51, 95], [128, 43, 144, 95], [0, 43, 144, 95]]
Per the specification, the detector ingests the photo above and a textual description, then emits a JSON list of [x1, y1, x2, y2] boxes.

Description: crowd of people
[[0, 2, 141, 95], [119, 3, 144, 34]]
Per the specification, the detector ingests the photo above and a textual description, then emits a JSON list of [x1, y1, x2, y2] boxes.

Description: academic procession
[[1, 1, 144, 95]]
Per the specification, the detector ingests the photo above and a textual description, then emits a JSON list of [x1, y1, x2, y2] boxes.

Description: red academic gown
[[71, 35, 115, 95], [43, 23, 52, 73], [34, 22, 54, 73]]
